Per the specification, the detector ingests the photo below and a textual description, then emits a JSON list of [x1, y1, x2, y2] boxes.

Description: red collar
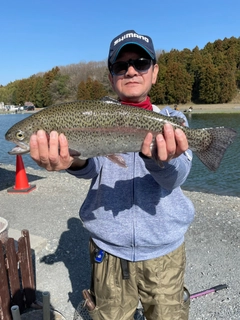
[[120, 96, 153, 111]]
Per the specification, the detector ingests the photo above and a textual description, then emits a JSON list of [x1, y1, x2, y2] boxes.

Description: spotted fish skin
[[5, 99, 237, 171]]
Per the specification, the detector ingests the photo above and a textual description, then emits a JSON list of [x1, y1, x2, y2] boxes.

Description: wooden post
[[0, 229, 36, 319], [18, 230, 36, 307], [6, 238, 24, 311], [0, 241, 11, 320]]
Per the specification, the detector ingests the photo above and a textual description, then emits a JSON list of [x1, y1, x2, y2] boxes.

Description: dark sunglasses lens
[[111, 59, 152, 75], [112, 62, 128, 75], [134, 59, 152, 71]]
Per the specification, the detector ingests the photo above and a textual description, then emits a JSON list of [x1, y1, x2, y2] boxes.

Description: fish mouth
[[8, 143, 30, 155]]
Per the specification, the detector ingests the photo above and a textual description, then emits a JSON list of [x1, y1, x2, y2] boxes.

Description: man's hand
[[141, 123, 188, 162], [30, 130, 75, 171]]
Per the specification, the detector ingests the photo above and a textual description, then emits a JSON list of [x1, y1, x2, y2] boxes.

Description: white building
[[5, 105, 19, 112]]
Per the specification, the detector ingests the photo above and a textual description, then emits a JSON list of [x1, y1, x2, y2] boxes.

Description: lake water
[[183, 113, 240, 196], [1, 112, 240, 197], [0, 113, 37, 169]]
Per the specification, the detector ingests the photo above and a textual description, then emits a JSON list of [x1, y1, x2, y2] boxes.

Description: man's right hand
[[30, 130, 86, 171]]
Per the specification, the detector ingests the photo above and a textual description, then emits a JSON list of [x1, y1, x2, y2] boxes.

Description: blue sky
[[1, 0, 239, 86]]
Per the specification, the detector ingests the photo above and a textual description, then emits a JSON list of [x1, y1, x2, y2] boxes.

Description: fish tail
[[193, 127, 237, 171]]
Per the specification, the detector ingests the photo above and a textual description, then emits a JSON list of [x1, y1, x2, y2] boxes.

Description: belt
[[120, 258, 130, 280]]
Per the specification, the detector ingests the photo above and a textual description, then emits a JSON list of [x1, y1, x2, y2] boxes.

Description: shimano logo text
[[114, 33, 149, 46]]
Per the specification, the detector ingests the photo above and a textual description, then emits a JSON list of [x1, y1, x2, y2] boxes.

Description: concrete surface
[[0, 164, 239, 319]]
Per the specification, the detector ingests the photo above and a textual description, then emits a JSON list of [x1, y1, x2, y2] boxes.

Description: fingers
[[30, 130, 48, 166], [48, 131, 60, 164], [59, 133, 70, 158], [141, 124, 188, 162], [141, 132, 153, 157], [29, 130, 73, 171], [155, 133, 168, 160], [58, 133, 74, 167], [174, 128, 188, 157], [155, 124, 175, 161], [29, 133, 40, 161]]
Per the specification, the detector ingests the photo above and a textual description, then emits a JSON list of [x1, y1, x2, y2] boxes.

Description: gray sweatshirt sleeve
[[139, 152, 192, 190], [66, 158, 101, 179]]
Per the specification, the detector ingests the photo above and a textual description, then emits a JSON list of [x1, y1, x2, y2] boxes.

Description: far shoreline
[[1, 102, 240, 116], [161, 103, 240, 114]]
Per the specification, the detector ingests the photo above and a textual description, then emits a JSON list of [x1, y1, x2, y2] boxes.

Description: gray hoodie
[[67, 106, 195, 261]]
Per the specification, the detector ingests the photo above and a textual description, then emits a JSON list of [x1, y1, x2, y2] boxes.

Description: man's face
[[109, 50, 159, 103]]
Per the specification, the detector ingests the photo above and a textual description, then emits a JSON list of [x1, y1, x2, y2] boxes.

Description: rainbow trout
[[5, 98, 237, 171]]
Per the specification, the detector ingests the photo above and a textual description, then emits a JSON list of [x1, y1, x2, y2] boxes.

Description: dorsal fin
[[101, 96, 120, 105]]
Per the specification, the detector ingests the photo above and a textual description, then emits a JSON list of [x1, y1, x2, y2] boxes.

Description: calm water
[[0, 113, 38, 168], [183, 113, 240, 197], [0, 113, 240, 196]]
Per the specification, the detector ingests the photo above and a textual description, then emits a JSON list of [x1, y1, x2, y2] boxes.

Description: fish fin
[[101, 96, 121, 105], [69, 148, 81, 157], [105, 154, 127, 168], [156, 160, 165, 168], [194, 127, 237, 171], [168, 116, 185, 126]]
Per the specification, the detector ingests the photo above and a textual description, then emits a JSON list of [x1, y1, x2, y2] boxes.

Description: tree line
[[1, 36, 240, 107]]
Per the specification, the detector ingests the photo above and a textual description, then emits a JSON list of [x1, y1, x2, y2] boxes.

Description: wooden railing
[[0, 230, 36, 320]]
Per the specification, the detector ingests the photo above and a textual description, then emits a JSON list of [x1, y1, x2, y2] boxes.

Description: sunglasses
[[110, 58, 153, 76]]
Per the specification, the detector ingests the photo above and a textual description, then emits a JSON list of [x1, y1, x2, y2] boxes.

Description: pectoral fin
[[105, 154, 127, 168], [69, 148, 81, 157]]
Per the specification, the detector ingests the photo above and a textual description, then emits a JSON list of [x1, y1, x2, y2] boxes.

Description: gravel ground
[[0, 163, 240, 320]]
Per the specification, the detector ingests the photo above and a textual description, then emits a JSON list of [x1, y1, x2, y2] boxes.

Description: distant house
[[24, 101, 35, 107]]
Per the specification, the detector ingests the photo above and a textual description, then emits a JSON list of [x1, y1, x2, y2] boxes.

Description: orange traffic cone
[[7, 155, 36, 194]]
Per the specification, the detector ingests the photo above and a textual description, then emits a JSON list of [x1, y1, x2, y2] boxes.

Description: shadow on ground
[[0, 167, 45, 191], [39, 217, 91, 311]]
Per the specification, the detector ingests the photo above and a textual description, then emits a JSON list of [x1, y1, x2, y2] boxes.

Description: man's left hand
[[141, 123, 188, 162]]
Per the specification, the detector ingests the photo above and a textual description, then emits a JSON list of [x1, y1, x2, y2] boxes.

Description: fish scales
[[5, 99, 237, 171]]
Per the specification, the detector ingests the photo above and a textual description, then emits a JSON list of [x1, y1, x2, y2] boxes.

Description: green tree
[[190, 46, 204, 103], [34, 77, 44, 108], [217, 61, 237, 103], [49, 74, 70, 103], [77, 80, 91, 100], [42, 67, 60, 107], [2, 36, 240, 106], [165, 61, 193, 104], [199, 59, 220, 103], [77, 77, 107, 100], [91, 79, 108, 99], [149, 53, 168, 104]]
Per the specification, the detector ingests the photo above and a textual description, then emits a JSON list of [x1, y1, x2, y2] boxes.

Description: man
[[30, 30, 194, 320]]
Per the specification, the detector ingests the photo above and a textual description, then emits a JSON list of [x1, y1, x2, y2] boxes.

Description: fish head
[[5, 124, 34, 155]]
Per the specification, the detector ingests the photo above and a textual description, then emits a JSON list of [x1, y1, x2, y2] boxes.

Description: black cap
[[108, 30, 156, 68]]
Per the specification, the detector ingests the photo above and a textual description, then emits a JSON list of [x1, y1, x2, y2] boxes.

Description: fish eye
[[16, 130, 25, 141]]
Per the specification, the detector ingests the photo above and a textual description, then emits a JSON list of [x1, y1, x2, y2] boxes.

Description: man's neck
[[120, 96, 152, 111]]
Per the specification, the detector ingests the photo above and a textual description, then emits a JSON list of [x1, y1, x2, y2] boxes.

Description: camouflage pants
[[88, 240, 190, 320]]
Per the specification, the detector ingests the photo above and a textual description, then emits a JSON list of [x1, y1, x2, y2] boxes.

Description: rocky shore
[[0, 164, 239, 319]]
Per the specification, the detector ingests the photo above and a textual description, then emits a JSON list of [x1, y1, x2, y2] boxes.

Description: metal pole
[[42, 291, 51, 320], [11, 305, 21, 320]]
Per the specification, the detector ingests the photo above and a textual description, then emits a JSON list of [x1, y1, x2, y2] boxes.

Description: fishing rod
[[190, 284, 228, 299]]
